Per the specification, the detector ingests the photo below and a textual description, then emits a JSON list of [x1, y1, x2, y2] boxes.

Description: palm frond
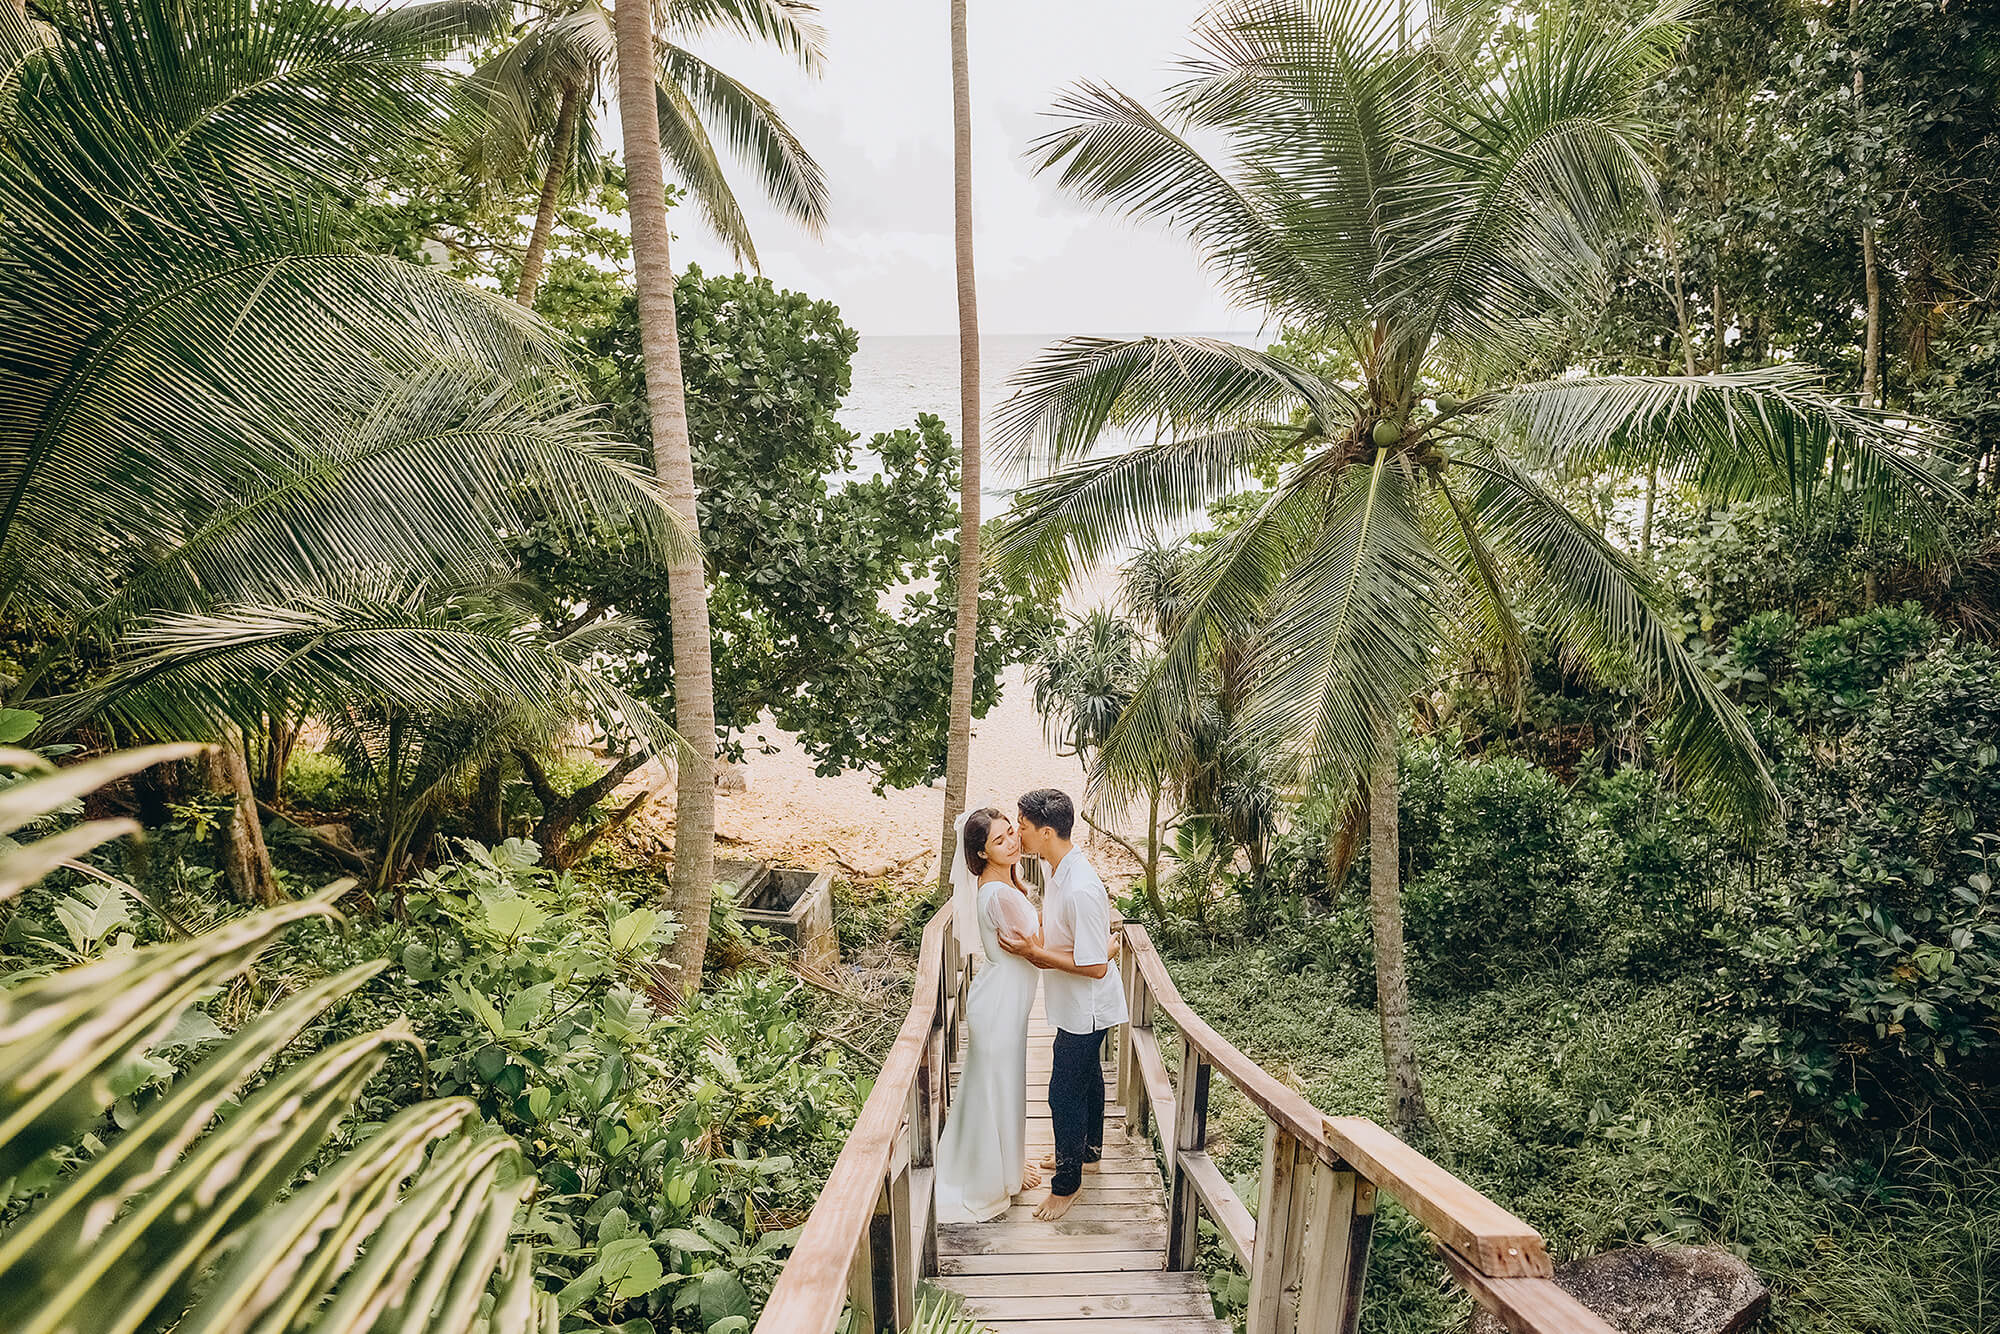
[[1094, 467, 1332, 801], [655, 74, 759, 267], [1484, 367, 1963, 557], [993, 427, 1295, 590], [49, 587, 688, 766], [1382, 0, 1692, 375], [1028, 78, 1342, 324], [1240, 451, 1449, 783], [666, 0, 826, 74], [660, 42, 828, 232], [1456, 448, 1778, 827], [993, 335, 1353, 469]]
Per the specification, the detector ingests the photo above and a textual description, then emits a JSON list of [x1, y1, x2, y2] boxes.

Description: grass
[[1156, 939, 1999, 1334]]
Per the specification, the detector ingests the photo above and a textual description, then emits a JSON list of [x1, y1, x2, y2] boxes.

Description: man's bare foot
[[1032, 1189, 1079, 1221], [1038, 1153, 1099, 1173], [1019, 1163, 1042, 1191]]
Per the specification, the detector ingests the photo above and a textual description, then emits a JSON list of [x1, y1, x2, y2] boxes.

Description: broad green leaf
[[503, 982, 553, 1032], [597, 1238, 666, 1303], [697, 1268, 750, 1327]]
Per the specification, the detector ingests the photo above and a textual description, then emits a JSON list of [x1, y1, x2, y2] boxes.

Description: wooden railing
[[755, 909, 1620, 1334], [756, 906, 964, 1334], [1118, 922, 1617, 1334]]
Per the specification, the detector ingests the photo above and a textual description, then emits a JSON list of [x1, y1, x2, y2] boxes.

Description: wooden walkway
[[756, 907, 1630, 1334], [931, 982, 1227, 1334]]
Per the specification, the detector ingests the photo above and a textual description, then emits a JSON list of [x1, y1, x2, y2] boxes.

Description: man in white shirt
[[999, 788, 1128, 1221]]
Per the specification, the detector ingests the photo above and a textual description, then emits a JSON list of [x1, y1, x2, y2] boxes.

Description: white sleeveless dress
[[933, 879, 1039, 1222]]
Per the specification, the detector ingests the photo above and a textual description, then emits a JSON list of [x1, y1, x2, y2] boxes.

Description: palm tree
[[937, 0, 983, 897], [616, 0, 722, 997], [474, 0, 829, 307], [994, 0, 1953, 1130], [0, 0, 687, 892]]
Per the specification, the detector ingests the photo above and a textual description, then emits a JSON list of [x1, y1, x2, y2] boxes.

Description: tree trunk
[[1639, 466, 1658, 558], [1368, 725, 1428, 1134], [472, 757, 507, 846], [1711, 276, 1726, 373], [1850, 0, 1881, 407], [616, 0, 716, 1000], [1143, 783, 1164, 920], [516, 81, 581, 309], [257, 711, 297, 803], [209, 734, 280, 905], [936, 0, 982, 894]]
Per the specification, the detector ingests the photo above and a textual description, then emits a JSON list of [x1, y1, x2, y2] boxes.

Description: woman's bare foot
[[1038, 1153, 1099, 1173], [1032, 1188, 1079, 1221], [1019, 1163, 1042, 1191]]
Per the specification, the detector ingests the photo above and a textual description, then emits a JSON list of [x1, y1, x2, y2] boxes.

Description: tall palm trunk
[[1850, 0, 1881, 407], [1369, 721, 1428, 1133], [937, 0, 981, 893], [615, 0, 716, 997], [515, 81, 581, 309]]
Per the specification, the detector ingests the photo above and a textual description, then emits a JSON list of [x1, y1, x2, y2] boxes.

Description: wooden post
[[845, 1224, 876, 1333], [1117, 934, 1141, 1133], [886, 1162, 915, 1330], [1295, 1163, 1375, 1334], [911, 1056, 935, 1170], [1165, 1032, 1211, 1270], [1248, 1124, 1313, 1334]]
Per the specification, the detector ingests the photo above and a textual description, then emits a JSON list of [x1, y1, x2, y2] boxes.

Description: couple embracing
[[935, 789, 1128, 1224]]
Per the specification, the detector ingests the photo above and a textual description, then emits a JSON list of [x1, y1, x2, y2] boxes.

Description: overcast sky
[[669, 1, 1263, 337]]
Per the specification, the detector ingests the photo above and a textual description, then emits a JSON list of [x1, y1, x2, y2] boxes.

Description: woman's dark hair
[[1018, 788, 1074, 841], [962, 807, 1007, 876]]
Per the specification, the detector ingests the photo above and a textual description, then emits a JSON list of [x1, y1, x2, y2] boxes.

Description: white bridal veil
[[950, 809, 986, 963]]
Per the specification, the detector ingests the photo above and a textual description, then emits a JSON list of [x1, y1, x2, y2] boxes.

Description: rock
[[1468, 1245, 1769, 1334], [715, 761, 751, 792]]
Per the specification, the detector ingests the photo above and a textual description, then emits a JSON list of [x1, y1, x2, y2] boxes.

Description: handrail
[[756, 904, 957, 1334], [1120, 922, 1618, 1334], [758, 909, 1627, 1334]]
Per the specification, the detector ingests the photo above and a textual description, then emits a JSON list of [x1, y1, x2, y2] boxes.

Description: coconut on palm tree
[[994, 0, 1954, 1130], [474, 0, 828, 306]]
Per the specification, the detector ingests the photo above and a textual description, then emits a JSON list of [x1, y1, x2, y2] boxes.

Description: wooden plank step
[[935, 1271, 1207, 1299], [990, 1201, 1167, 1223], [957, 1292, 1215, 1320], [979, 1320, 1229, 1334], [936, 1250, 1168, 1275], [938, 1224, 1169, 1253]]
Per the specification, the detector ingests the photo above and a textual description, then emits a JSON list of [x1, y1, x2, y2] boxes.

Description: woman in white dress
[[932, 807, 1044, 1222]]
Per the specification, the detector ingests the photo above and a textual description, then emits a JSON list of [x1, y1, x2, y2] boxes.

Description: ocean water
[[843, 331, 1267, 502]]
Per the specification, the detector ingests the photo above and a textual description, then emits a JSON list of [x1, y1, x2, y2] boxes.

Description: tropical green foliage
[[0, 0, 683, 803], [0, 746, 554, 1334], [995, 0, 1957, 824], [515, 266, 1052, 788]]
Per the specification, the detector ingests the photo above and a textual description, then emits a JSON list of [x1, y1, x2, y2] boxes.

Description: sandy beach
[[625, 573, 1141, 885]]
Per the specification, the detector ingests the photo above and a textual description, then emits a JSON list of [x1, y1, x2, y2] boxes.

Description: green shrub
[[1399, 742, 1586, 992], [283, 748, 356, 810], [382, 839, 863, 1331]]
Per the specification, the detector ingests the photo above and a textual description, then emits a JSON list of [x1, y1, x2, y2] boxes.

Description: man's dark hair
[[1018, 788, 1074, 841]]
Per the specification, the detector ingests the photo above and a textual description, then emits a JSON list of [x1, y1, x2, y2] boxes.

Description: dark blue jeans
[[1049, 1026, 1109, 1197]]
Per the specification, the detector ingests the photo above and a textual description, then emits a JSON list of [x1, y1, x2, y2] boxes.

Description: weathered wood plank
[[1438, 1246, 1622, 1334], [992, 1200, 1168, 1223], [954, 1292, 1215, 1320], [1165, 1032, 1211, 1271], [1172, 1150, 1252, 1269], [934, 1270, 1208, 1298], [934, 1250, 1168, 1275], [977, 1319, 1229, 1334], [937, 1226, 1170, 1254], [1294, 1164, 1369, 1334], [1246, 1125, 1311, 1334], [1324, 1117, 1549, 1279]]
